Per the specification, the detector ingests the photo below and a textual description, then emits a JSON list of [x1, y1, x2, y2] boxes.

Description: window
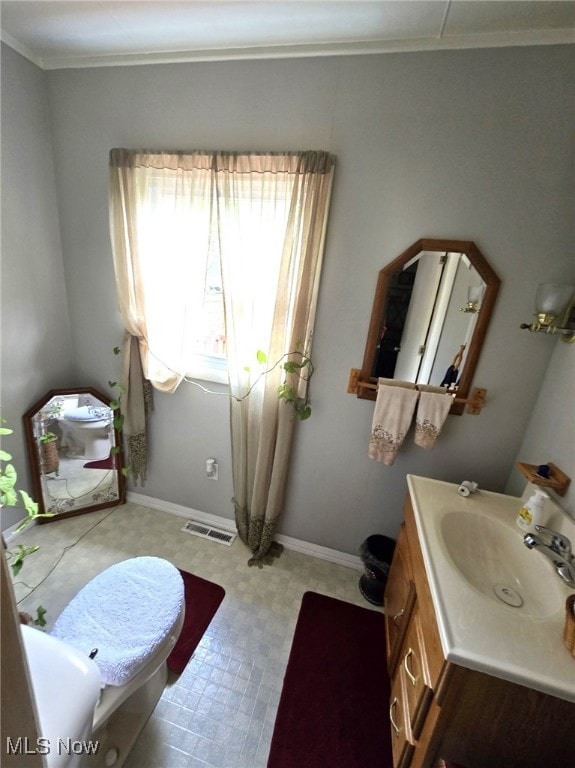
[[132, 168, 296, 383], [133, 170, 225, 382], [109, 149, 335, 394]]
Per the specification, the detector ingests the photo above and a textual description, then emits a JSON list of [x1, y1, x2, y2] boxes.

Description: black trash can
[[358, 534, 396, 606]]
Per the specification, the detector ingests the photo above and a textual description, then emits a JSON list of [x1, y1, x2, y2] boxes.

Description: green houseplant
[[1, 420, 54, 625], [39, 430, 59, 475]]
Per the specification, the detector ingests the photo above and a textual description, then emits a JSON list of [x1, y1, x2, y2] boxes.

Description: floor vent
[[181, 520, 237, 546]]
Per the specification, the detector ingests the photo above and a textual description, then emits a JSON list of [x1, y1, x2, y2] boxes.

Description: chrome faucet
[[523, 525, 575, 588]]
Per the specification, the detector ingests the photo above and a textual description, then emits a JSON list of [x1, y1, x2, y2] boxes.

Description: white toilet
[[22, 557, 185, 768], [21, 625, 101, 768], [62, 406, 113, 460]]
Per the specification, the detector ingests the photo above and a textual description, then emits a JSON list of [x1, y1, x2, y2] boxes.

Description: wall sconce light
[[520, 283, 575, 343], [460, 285, 483, 314]]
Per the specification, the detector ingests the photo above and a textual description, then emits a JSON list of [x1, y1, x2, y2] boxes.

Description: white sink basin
[[440, 511, 563, 617], [407, 475, 575, 704]]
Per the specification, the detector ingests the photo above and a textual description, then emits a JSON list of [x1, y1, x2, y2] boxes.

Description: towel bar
[[348, 370, 487, 415]]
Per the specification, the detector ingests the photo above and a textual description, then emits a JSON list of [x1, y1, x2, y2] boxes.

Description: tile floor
[[11, 502, 378, 767]]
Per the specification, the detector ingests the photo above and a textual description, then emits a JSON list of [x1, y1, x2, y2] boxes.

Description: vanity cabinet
[[389, 601, 434, 768], [389, 651, 413, 768], [384, 494, 575, 768], [401, 606, 433, 740], [384, 524, 416, 677]]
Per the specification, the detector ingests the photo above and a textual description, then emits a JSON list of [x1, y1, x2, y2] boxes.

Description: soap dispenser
[[516, 488, 549, 534]]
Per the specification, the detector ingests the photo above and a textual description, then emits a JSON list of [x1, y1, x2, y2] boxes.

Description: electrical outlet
[[206, 458, 218, 480]]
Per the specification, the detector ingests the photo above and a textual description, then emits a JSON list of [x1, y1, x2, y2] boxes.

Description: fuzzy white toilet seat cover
[[51, 556, 184, 686]]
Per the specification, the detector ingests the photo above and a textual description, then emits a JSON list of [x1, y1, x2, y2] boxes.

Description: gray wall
[[2, 42, 574, 548], [506, 339, 575, 513], [1, 45, 74, 529]]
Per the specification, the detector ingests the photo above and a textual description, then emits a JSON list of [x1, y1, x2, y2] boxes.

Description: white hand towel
[[414, 391, 453, 450], [369, 383, 419, 465]]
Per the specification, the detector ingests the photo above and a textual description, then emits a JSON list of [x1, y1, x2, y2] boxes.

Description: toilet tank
[[20, 626, 102, 768]]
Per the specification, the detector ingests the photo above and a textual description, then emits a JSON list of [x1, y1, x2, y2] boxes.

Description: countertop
[[406, 474, 575, 704]]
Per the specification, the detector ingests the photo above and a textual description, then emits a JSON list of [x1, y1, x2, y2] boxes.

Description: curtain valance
[[109, 148, 335, 175]]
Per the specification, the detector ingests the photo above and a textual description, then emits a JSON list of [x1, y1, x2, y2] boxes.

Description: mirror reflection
[[360, 239, 500, 414], [23, 388, 125, 520], [373, 251, 485, 386]]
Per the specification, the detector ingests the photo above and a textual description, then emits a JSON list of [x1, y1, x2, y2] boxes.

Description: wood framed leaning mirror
[[359, 239, 500, 415], [23, 387, 126, 521]]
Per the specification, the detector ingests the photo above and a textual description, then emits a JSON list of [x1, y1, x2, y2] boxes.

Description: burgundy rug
[[267, 591, 391, 768], [167, 570, 225, 674]]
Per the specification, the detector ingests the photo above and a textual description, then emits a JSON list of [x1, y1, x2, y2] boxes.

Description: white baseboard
[[127, 491, 237, 531], [1, 516, 36, 543], [127, 491, 363, 572]]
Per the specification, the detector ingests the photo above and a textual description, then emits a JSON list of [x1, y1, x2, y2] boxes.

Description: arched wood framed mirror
[[23, 387, 126, 521], [359, 239, 500, 415]]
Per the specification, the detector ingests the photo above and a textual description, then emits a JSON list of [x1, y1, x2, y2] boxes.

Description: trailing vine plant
[[257, 348, 314, 420], [113, 343, 315, 420], [1, 420, 53, 626], [195, 345, 315, 419]]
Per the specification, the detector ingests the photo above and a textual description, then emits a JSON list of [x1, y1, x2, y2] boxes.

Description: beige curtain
[[109, 150, 335, 562], [109, 149, 214, 481], [215, 152, 335, 566], [109, 149, 214, 391]]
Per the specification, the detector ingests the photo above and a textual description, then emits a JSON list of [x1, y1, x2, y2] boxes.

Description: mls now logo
[[6, 738, 51, 756], [6, 737, 100, 756]]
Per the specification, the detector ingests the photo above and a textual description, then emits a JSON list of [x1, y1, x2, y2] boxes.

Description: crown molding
[[2, 29, 574, 71], [1, 31, 45, 69]]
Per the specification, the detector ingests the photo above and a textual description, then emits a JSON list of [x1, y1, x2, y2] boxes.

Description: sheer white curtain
[[109, 150, 214, 482], [109, 150, 214, 390], [109, 150, 335, 563], [214, 152, 335, 565]]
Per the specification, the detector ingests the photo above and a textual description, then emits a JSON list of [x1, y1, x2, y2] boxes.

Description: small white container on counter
[[516, 488, 549, 534]]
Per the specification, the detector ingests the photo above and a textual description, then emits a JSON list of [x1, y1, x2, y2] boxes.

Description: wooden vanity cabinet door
[[384, 524, 416, 676], [400, 606, 433, 741], [389, 663, 415, 768]]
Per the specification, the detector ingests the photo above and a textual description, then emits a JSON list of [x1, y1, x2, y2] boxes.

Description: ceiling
[[1, 1, 574, 70]]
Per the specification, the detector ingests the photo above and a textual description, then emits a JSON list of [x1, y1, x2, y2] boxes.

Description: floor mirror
[[23, 387, 126, 521]]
